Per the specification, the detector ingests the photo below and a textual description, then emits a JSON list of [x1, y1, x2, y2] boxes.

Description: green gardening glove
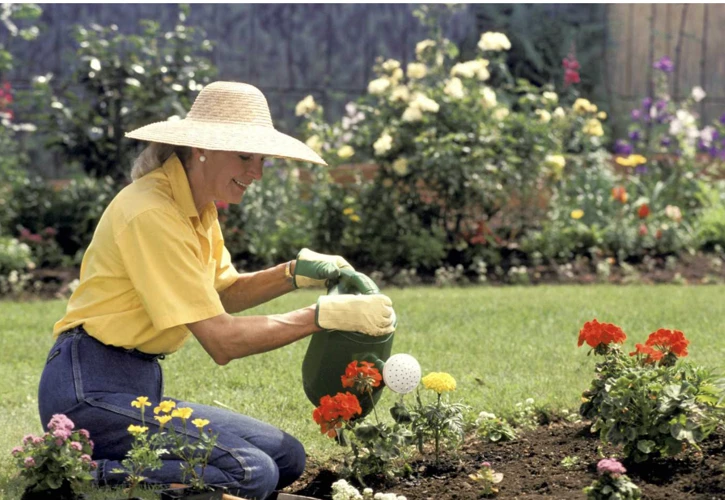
[[293, 248, 355, 289]]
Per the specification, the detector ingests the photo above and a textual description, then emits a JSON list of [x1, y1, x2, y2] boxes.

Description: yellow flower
[[154, 400, 176, 415], [545, 154, 566, 178], [582, 118, 604, 137], [172, 407, 194, 420], [415, 39, 436, 57], [294, 95, 317, 117], [492, 107, 509, 120], [451, 60, 490, 81], [553, 107, 566, 119], [443, 77, 465, 99], [535, 109, 551, 123], [337, 145, 355, 159], [542, 91, 558, 104], [480, 87, 497, 109], [401, 105, 423, 123], [373, 132, 393, 156], [154, 415, 172, 426], [305, 135, 323, 154], [571, 209, 584, 220], [349, 215, 361, 223], [192, 418, 210, 430], [392, 157, 409, 176], [573, 98, 597, 114], [421, 372, 457, 394], [127, 425, 148, 436], [390, 85, 410, 103], [381, 59, 400, 72], [367, 77, 391, 95], [131, 396, 151, 409], [343, 207, 355, 216], [597, 111, 607, 120], [615, 154, 647, 167], [407, 62, 427, 79], [478, 32, 511, 52]]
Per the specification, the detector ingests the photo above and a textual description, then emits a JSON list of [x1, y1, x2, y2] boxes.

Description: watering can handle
[[328, 268, 380, 295]]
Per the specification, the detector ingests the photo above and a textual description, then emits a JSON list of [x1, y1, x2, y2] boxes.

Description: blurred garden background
[[2, 3, 725, 294]]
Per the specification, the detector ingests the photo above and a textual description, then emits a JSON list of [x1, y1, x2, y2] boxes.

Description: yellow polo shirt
[[53, 154, 240, 354]]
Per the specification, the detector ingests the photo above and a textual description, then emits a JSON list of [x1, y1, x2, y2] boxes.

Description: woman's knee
[[276, 436, 306, 488], [233, 449, 279, 500]]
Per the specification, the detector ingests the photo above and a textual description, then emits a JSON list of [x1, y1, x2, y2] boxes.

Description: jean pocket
[[45, 348, 61, 365]]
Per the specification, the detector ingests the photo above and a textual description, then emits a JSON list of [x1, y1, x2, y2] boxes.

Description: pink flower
[[11, 446, 23, 455], [70, 441, 83, 452], [48, 414, 75, 432], [55, 438, 64, 447], [32, 437, 44, 445], [88, 439, 94, 450], [22, 435, 35, 445], [81, 454, 92, 463], [481, 461, 491, 468], [597, 458, 627, 477], [52, 428, 72, 441], [90, 461, 98, 470], [79, 429, 90, 439], [24, 457, 35, 468]]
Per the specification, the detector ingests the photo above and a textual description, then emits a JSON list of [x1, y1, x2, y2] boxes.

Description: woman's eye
[[239, 154, 252, 161]]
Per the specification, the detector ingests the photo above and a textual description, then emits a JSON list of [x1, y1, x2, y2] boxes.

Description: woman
[[38, 81, 396, 499]]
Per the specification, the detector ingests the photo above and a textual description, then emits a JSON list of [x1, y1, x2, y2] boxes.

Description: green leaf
[[636, 439, 655, 454]]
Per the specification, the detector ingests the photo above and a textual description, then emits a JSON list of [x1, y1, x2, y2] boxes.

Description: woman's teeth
[[233, 178, 249, 188]]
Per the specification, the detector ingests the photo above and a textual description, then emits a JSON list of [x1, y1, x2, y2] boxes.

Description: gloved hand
[[294, 248, 354, 289], [316, 294, 396, 337]]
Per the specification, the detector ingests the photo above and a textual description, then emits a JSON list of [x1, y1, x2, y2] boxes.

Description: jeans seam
[[83, 399, 252, 484], [71, 335, 85, 403]]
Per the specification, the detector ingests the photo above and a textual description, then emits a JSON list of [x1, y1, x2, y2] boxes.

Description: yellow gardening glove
[[316, 294, 396, 337], [294, 248, 355, 289]]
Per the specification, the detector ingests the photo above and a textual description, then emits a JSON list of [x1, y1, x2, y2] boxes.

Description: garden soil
[[285, 421, 725, 500]]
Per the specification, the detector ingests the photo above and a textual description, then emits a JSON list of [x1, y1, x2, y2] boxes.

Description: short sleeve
[[116, 209, 226, 331], [211, 219, 240, 292]]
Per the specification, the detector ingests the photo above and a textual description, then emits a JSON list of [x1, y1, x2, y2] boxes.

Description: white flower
[[478, 32, 511, 51], [692, 86, 706, 102], [665, 205, 682, 222], [542, 91, 558, 103], [332, 479, 363, 500], [406, 62, 427, 79], [368, 77, 391, 95], [373, 133, 393, 156], [392, 157, 409, 176], [478, 411, 497, 420], [295, 95, 317, 116], [443, 77, 465, 99], [89, 57, 101, 71], [389, 67, 404, 84], [553, 107, 566, 119], [337, 145, 355, 159], [390, 85, 410, 103], [450, 59, 490, 81], [401, 105, 423, 122], [535, 109, 551, 123], [480, 87, 497, 108], [125, 78, 141, 87], [415, 39, 436, 57], [381, 59, 400, 72], [492, 107, 509, 120], [700, 126, 716, 147], [411, 92, 440, 113]]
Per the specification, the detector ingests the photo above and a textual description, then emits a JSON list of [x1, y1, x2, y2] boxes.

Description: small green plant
[[510, 398, 539, 430], [410, 372, 468, 464], [475, 411, 517, 442], [560, 455, 580, 468], [583, 458, 641, 500], [468, 461, 504, 497]]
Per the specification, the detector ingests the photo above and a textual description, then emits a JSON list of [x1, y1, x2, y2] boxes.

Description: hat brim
[[125, 119, 328, 166]]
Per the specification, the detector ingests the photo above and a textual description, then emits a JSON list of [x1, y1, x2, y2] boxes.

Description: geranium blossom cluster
[[341, 360, 382, 393], [630, 328, 689, 364], [312, 392, 362, 437], [577, 319, 627, 349]]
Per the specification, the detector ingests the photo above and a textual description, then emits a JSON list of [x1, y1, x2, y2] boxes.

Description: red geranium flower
[[341, 360, 382, 393], [638, 204, 650, 219], [578, 319, 627, 348], [629, 343, 664, 364], [645, 328, 689, 357], [312, 392, 362, 437]]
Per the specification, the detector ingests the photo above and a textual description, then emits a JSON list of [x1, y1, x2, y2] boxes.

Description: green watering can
[[301, 269, 394, 418]]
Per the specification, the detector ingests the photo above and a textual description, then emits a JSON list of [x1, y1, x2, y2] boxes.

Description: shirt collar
[[162, 153, 199, 219]]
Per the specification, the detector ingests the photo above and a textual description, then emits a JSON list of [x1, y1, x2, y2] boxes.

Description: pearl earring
[[199, 155, 206, 163]]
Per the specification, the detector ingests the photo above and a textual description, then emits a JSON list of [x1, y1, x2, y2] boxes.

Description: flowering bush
[[12, 414, 96, 496], [583, 458, 641, 499], [0, 236, 34, 295], [578, 321, 725, 462]]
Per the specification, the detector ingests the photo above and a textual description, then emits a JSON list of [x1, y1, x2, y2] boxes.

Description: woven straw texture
[[126, 82, 326, 166]]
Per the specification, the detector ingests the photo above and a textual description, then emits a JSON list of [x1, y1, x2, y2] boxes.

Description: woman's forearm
[[219, 261, 297, 313]]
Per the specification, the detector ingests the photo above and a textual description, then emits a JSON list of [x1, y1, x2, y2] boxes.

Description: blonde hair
[[130, 142, 192, 181]]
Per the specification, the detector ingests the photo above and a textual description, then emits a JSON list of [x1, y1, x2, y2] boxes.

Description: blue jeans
[[38, 326, 305, 500]]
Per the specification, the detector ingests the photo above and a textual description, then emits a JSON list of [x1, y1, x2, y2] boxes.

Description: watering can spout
[[301, 270, 395, 418]]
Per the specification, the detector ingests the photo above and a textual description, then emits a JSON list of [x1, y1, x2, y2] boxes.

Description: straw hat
[[125, 81, 327, 166]]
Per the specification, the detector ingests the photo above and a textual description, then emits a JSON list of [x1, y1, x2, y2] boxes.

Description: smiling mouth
[[232, 178, 249, 188]]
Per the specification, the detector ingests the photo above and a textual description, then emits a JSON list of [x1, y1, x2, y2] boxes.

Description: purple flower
[[720, 113, 725, 125], [661, 137, 672, 147], [614, 139, 633, 155], [635, 165, 648, 175], [597, 458, 627, 477], [656, 99, 667, 111], [70, 441, 83, 452], [654, 56, 674, 73], [629, 130, 641, 142], [24, 457, 36, 468], [642, 97, 653, 109], [709, 146, 720, 157], [631, 109, 642, 121], [48, 414, 75, 432]]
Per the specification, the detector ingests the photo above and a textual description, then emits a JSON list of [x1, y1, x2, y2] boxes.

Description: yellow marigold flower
[[131, 396, 151, 409], [172, 407, 194, 420], [349, 214, 361, 223], [571, 209, 584, 220], [422, 372, 457, 394], [343, 207, 354, 215], [192, 418, 210, 430], [154, 415, 172, 426], [337, 145, 355, 159], [154, 400, 176, 415], [127, 425, 148, 436], [615, 154, 646, 167]]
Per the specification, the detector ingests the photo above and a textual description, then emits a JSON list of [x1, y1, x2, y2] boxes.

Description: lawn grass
[[2, 284, 725, 498]]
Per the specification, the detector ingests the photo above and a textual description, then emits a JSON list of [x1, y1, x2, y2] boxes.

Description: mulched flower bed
[[287, 421, 725, 499]]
